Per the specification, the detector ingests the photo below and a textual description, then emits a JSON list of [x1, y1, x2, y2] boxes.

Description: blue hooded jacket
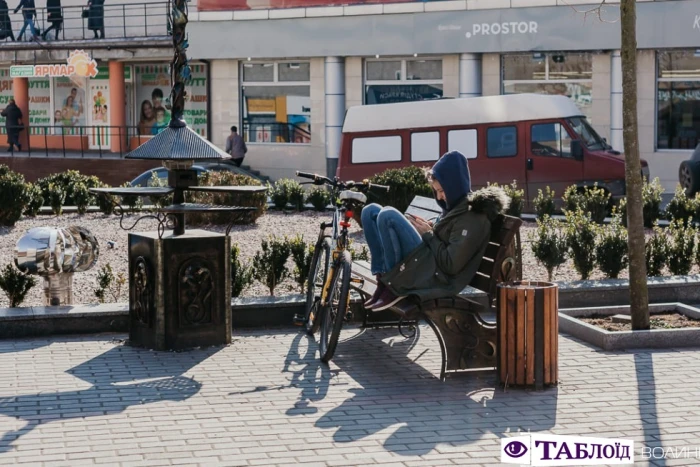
[[430, 151, 472, 215]]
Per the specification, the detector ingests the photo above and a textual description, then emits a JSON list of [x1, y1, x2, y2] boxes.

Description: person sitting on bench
[[360, 150, 509, 312]]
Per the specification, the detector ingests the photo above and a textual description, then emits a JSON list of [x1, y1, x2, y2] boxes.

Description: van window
[[351, 135, 402, 163], [487, 126, 517, 158], [531, 123, 572, 158], [411, 132, 440, 162], [448, 129, 477, 159]]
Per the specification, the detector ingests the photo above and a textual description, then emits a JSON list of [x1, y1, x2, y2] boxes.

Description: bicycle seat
[[340, 190, 367, 204]]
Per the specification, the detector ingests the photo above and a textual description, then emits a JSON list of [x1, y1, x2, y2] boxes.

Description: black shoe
[[16, 144, 21, 151], [6, 146, 12, 152]]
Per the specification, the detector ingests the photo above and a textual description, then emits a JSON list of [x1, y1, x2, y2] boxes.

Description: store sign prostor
[[189, 0, 700, 58]]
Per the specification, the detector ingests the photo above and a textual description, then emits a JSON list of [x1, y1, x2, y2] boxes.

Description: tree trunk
[[620, 0, 650, 330]]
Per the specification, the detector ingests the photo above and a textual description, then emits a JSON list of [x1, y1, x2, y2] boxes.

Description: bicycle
[[292, 171, 389, 363]]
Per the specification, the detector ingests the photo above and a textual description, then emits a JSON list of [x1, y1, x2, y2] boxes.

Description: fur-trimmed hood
[[468, 185, 510, 222]]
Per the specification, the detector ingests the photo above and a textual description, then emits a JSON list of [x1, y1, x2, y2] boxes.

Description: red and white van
[[336, 94, 649, 207]]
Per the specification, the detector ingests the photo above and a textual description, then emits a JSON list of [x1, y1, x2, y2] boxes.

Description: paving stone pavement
[[0, 325, 699, 467]]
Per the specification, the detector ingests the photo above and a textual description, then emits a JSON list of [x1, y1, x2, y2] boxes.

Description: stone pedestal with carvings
[[128, 230, 231, 351]]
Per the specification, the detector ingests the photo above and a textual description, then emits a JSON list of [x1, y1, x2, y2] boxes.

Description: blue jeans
[[18, 18, 37, 39], [361, 204, 422, 275]]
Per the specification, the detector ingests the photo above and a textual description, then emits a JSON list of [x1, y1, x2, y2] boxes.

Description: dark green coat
[[380, 186, 509, 302]]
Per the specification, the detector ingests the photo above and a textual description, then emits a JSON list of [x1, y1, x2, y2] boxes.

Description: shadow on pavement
[[0, 343, 222, 453], [314, 326, 559, 456]]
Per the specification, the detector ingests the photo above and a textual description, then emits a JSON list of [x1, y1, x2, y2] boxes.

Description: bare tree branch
[[561, 0, 619, 24]]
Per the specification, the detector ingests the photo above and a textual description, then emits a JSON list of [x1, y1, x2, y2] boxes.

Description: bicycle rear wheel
[[304, 236, 331, 335], [319, 253, 352, 363]]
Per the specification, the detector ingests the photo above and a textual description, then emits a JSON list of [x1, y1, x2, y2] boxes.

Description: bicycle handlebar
[[295, 171, 390, 193]]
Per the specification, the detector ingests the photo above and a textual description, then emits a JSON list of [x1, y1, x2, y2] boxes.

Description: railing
[[242, 122, 311, 144], [0, 2, 169, 43], [0, 125, 206, 158]]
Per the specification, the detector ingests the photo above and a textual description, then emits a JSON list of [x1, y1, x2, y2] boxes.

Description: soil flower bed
[[581, 313, 700, 332]]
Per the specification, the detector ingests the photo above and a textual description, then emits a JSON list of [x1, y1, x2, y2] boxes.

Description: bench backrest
[[405, 195, 522, 303]]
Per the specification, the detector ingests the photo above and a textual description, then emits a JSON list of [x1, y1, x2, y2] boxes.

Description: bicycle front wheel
[[319, 253, 352, 364], [304, 236, 331, 335]]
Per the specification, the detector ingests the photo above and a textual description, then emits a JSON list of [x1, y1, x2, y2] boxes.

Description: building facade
[[186, 0, 700, 192], [0, 0, 698, 192]]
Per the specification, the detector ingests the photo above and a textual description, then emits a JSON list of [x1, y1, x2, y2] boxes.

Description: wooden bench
[[351, 195, 522, 381]]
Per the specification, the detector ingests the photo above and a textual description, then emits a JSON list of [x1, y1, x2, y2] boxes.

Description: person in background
[[1, 98, 23, 152], [14, 0, 37, 41], [150, 107, 167, 135], [225, 125, 247, 167], [42, 0, 62, 40], [52, 109, 63, 134], [0, 0, 15, 41], [151, 88, 170, 121], [86, 0, 104, 39], [360, 151, 508, 312]]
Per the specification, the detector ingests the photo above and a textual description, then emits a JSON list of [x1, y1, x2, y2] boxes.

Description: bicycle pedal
[[292, 314, 306, 326], [344, 311, 354, 322]]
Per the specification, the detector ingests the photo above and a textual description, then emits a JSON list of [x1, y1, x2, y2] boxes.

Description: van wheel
[[679, 161, 700, 196]]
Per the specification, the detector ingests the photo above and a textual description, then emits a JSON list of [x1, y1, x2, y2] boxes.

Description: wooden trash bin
[[497, 281, 558, 390]]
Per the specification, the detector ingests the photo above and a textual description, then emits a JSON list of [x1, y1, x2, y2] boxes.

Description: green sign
[[10, 66, 34, 78], [94, 65, 132, 80]]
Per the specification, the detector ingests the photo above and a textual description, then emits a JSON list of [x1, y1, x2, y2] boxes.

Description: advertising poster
[[198, 0, 438, 12], [88, 81, 110, 149], [53, 76, 87, 133], [28, 78, 51, 135], [134, 63, 208, 136]]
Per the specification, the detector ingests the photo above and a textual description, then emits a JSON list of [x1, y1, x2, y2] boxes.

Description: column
[[109, 61, 127, 154], [325, 57, 345, 179], [459, 53, 482, 98], [12, 77, 28, 149], [610, 50, 623, 153]]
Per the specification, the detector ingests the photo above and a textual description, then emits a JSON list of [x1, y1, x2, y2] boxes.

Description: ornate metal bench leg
[[423, 307, 497, 378]]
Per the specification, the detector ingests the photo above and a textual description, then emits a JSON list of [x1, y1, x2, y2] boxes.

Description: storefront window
[[53, 77, 87, 134], [657, 50, 700, 150], [241, 61, 311, 144], [28, 78, 51, 134], [365, 58, 443, 105], [134, 63, 208, 137], [502, 53, 593, 120]]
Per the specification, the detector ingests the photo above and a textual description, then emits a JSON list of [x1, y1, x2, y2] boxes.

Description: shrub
[[563, 183, 610, 224], [534, 187, 556, 219], [23, 183, 44, 217], [368, 166, 433, 214], [564, 208, 597, 280], [73, 182, 91, 215], [306, 186, 331, 212], [665, 184, 695, 223], [148, 171, 173, 209], [47, 182, 66, 216], [595, 213, 629, 279], [268, 178, 305, 211], [642, 177, 664, 227], [252, 236, 292, 296], [668, 220, 697, 276], [289, 235, 314, 293], [348, 239, 370, 262], [645, 224, 669, 277], [231, 243, 254, 298], [530, 215, 568, 281], [503, 180, 524, 217], [93, 263, 127, 303], [119, 181, 143, 213], [188, 171, 267, 225], [36, 170, 102, 207], [0, 167, 30, 226], [0, 264, 36, 307]]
